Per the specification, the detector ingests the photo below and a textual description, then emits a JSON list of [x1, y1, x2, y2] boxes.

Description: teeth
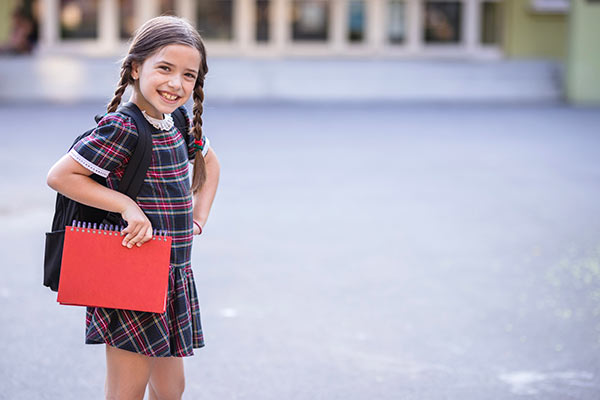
[[160, 92, 177, 100]]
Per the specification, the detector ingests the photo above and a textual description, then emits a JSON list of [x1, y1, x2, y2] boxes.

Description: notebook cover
[[57, 225, 172, 313]]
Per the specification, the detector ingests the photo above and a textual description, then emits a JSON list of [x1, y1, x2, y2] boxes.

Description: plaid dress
[[69, 109, 209, 357]]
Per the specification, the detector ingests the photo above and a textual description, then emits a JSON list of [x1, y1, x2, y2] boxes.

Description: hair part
[[107, 15, 209, 193]]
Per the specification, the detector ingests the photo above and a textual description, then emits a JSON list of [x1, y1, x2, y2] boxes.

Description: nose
[[168, 75, 182, 90]]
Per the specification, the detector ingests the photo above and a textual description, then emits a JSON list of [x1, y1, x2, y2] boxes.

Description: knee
[[105, 378, 148, 400], [150, 378, 185, 400], [105, 387, 147, 400]]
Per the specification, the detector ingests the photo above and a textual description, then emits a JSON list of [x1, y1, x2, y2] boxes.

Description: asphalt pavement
[[1, 101, 599, 399]]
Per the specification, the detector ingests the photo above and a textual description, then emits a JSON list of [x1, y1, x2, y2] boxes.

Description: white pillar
[[40, 0, 59, 48], [238, 0, 254, 52], [176, 0, 194, 21], [464, 0, 478, 54], [136, 0, 159, 28], [99, 0, 119, 50], [367, 0, 385, 54], [406, 0, 421, 54], [331, 0, 345, 52], [272, 0, 288, 54]]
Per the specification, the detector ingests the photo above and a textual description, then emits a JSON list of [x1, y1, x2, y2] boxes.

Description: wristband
[[193, 220, 203, 235]]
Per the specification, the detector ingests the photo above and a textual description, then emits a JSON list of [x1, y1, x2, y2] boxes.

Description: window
[[119, 0, 136, 39], [530, 0, 569, 13], [196, 0, 233, 40], [388, 0, 406, 44], [480, 1, 502, 45], [292, 1, 330, 41], [348, 0, 365, 42], [424, 1, 462, 44], [60, 0, 98, 39], [256, 0, 270, 42]]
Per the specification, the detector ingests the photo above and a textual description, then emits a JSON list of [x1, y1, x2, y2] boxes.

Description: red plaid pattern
[[72, 109, 206, 356], [85, 266, 203, 357]]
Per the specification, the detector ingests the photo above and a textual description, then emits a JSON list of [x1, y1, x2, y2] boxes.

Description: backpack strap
[[172, 106, 191, 145], [103, 102, 153, 225]]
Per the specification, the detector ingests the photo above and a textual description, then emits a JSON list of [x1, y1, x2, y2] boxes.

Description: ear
[[131, 61, 140, 80]]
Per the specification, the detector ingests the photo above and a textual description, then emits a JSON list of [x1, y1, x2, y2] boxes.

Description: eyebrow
[[156, 60, 198, 74]]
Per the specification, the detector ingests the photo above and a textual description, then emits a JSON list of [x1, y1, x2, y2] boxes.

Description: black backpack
[[43, 102, 190, 292]]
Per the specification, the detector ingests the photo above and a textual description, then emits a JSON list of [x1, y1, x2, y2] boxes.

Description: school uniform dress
[[68, 108, 209, 357]]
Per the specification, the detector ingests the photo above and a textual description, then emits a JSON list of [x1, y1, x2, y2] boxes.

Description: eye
[[158, 65, 170, 72], [184, 73, 197, 80]]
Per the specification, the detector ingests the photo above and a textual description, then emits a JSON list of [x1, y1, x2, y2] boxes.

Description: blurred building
[[0, 0, 565, 59], [0, 0, 598, 103]]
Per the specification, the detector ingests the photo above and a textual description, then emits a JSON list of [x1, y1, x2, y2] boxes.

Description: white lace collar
[[142, 110, 174, 131]]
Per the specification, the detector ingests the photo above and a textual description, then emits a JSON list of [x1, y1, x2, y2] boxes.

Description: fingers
[[120, 201, 154, 248], [138, 225, 154, 246], [121, 220, 153, 248]]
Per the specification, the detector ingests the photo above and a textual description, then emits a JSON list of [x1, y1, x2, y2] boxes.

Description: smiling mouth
[[159, 91, 179, 101]]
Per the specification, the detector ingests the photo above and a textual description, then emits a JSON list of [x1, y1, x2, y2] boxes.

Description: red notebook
[[57, 223, 172, 313]]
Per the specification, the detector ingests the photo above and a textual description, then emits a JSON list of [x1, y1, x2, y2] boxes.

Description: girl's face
[[131, 44, 201, 119]]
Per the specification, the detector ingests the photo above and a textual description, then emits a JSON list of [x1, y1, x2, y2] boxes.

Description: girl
[[46, 16, 220, 400]]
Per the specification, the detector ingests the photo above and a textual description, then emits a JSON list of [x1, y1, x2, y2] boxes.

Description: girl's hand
[[120, 201, 153, 248]]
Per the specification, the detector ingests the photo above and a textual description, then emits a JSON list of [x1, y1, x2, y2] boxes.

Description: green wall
[[0, 0, 17, 43], [566, 0, 600, 104], [503, 0, 568, 60]]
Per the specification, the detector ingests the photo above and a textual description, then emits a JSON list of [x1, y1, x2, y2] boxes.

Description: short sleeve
[[69, 113, 138, 178], [180, 107, 210, 160]]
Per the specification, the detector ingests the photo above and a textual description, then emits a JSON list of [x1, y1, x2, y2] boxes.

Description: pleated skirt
[[85, 266, 204, 357]]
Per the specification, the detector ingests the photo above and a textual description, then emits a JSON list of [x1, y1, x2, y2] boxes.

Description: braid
[[190, 79, 207, 193], [106, 16, 210, 191], [107, 60, 133, 113]]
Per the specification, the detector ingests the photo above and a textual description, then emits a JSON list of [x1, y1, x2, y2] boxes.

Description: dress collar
[[141, 110, 174, 131]]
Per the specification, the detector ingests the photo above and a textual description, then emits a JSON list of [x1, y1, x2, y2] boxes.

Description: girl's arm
[[192, 147, 220, 233], [47, 154, 153, 248]]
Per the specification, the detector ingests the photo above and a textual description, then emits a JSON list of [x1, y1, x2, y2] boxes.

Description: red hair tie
[[192, 138, 204, 151]]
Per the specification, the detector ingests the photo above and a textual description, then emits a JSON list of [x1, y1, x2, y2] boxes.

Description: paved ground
[[1, 101, 600, 399]]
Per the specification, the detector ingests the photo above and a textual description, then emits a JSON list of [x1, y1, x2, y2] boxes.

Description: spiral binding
[[70, 220, 168, 241]]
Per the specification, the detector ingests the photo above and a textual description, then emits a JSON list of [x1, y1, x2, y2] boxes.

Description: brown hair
[[107, 15, 209, 193]]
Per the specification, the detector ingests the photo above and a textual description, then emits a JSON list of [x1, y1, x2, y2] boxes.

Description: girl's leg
[[105, 344, 154, 400], [147, 356, 185, 400]]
